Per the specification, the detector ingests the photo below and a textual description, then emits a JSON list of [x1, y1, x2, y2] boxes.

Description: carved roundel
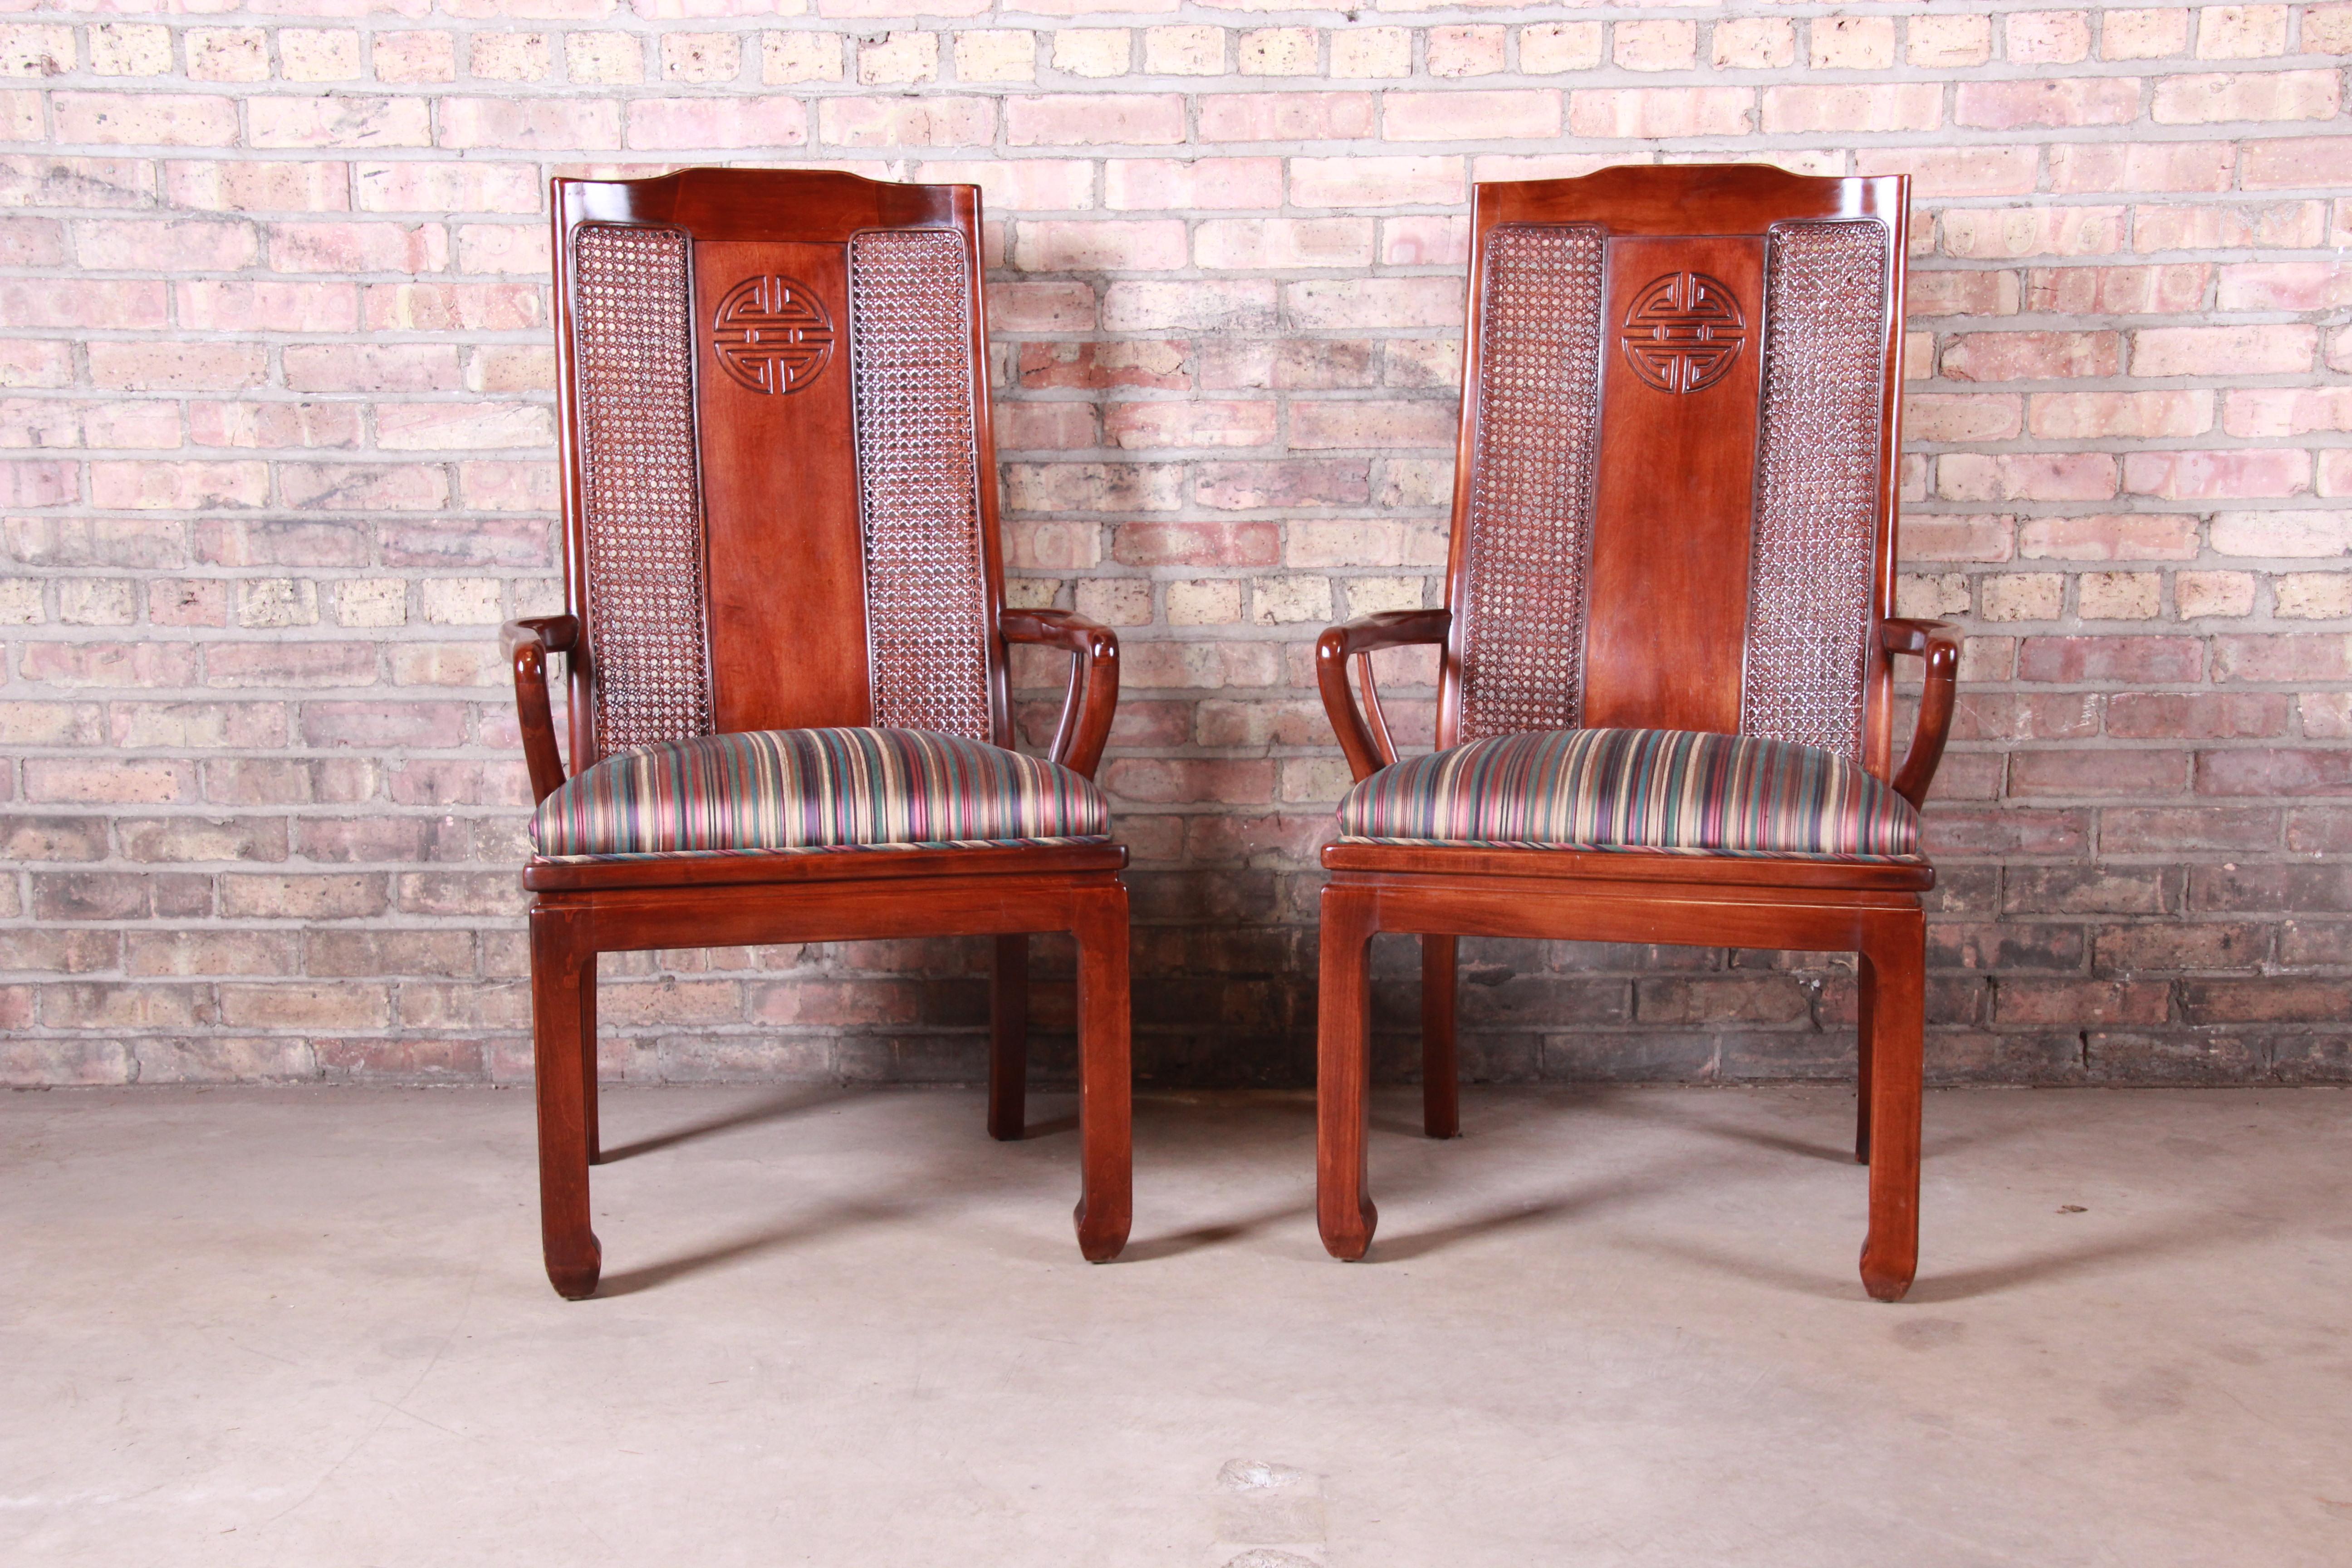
[[711, 274, 835, 395], [1618, 271, 1748, 395]]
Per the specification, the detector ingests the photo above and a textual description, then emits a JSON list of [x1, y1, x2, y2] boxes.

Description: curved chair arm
[[1316, 608, 1452, 782], [1000, 607, 1119, 779], [503, 614, 578, 805], [1883, 617, 1960, 811]]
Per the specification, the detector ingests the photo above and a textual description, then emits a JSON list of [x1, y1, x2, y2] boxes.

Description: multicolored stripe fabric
[[1338, 728, 1921, 862], [534, 727, 1111, 861]]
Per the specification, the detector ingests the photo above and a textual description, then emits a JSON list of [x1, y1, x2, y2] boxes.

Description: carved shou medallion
[[1618, 271, 1748, 394], [711, 274, 836, 394]]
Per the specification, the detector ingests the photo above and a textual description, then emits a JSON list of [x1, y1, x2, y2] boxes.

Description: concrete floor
[[2, 1085, 2348, 1568]]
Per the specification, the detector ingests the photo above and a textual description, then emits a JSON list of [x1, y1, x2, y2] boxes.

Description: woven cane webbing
[[847, 229, 994, 741], [1741, 220, 1891, 760], [570, 223, 713, 753], [1456, 224, 1607, 743]]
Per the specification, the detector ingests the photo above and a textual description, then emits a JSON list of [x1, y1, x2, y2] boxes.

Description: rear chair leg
[[580, 954, 601, 1166], [1857, 914, 1925, 1303], [1070, 886, 1132, 1262], [1317, 884, 1379, 1260], [1854, 952, 1874, 1166], [989, 933, 1029, 1142], [531, 906, 602, 1300], [1421, 933, 1460, 1139]]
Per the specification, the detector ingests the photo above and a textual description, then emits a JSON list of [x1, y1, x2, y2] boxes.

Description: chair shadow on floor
[[1369, 1170, 1671, 1263], [584, 1089, 1093, 1293], [1637, 1220, 2220, 1304], [596, 1197, 915, 1297], [595, 1086, 848, 1163], [1578, 1085, 2030, 1166]]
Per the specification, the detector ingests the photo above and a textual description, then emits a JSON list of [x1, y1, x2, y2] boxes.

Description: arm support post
[[1000, 608, 1120, 779], [1882, 617, 1960, 811], [1315, 609, 1452, 782], [504, 614, 578, 806]]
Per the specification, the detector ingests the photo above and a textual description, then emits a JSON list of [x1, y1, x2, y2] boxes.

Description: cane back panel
[[556, 172, 1000, 769], [1450, 172, 1901, 768], [569, 224, 713, 754]]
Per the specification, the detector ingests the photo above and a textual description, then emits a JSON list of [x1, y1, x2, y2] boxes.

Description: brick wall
[[4, 3, 2350, 1089]]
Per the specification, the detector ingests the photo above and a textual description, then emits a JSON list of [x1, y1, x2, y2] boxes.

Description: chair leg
[[1857, 913, 1925, 1303], [580, 954, 601, 1166], [530, 906, 601, 1300], [988, 933, 1029, 1142], [1070, 885, 1132, 1262], [1421, 933, 1459, 1139], [1317, 883, 1379, 1260], [1853, 951, 1874, 1166]]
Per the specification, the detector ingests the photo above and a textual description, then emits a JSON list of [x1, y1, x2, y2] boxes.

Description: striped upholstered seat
[[534, 727, 1110, 861], [1338, 728, 1921, 862]]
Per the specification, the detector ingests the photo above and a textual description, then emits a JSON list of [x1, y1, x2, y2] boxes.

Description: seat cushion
[[534, 727, 1111, 861], [1337, 728, 1921, 862]]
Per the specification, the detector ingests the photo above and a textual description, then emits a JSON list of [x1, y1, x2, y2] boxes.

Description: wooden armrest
[[1315, 608, 1451, 781], [1882, 617, 1960, 811], [1000, 607, 1119, 779], [503, 615, 577, 804]]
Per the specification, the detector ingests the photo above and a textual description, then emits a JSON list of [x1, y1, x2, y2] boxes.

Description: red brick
[[1104, 757, 1276, 806], [628, 97, 807, 150], [2132, 324, 2317, 377], [1288, 400, 1456, 450], [1192, 460, 1369, 510], [1857, 146, 2038, 196], [1939, 331, 2120, 381], [1204, 93, 1373, 142], [1769, 83, 1938, 134], [1955, 78, 2141, 128], [2122, 448, 2311, 500], [436, 98, 619, 151], [2217, 260, 2352, 311], [2017, 637, 2205, 683], [1997, 980, 2169, 1027], [1387, 89, 1559, 140], [2009, 749, 2190, 796], [2015, 513, 2199, 561], [2179, 980, 2352, 1025], [2024, 264, 2210, 314], [1103, 399, 1276, 450], [2153, 70, 2340, 124], [2027, 391, 2212, 440], [2048, 142, 2234, 193], [2107, 692, 2290, 740], [1009, 93, 1185, 145], [0, 279, 168, 329], [1018, 340, 1188, 392], [1288, 155, 1462, 208], [202, 642, 377, 688], [2213, 634, 2352, 683], [1112, 520, 1280, 568], [2240, 136, 2352, 189], [2197, 750, 2352, 796], [2102, 808, 2283, 853], [1919, 808, 2091, 856]]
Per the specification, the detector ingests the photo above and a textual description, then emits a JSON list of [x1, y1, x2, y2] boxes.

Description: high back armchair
[[1313, 166, 1955, 1301], [509, 169, 1131, 1298]]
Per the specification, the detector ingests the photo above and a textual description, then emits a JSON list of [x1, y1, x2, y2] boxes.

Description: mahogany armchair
[[1313, 166, 1956, 1301], [509, 169, 1131, 1298]]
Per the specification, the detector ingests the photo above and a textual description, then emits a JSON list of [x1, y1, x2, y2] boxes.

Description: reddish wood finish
[[549, 168, 1011, 771], [1582, 235, 1764, 736], [518, 169, 1132, 1299], [691, 237, 873, 733], [1314, 166, 1955, 1303]]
